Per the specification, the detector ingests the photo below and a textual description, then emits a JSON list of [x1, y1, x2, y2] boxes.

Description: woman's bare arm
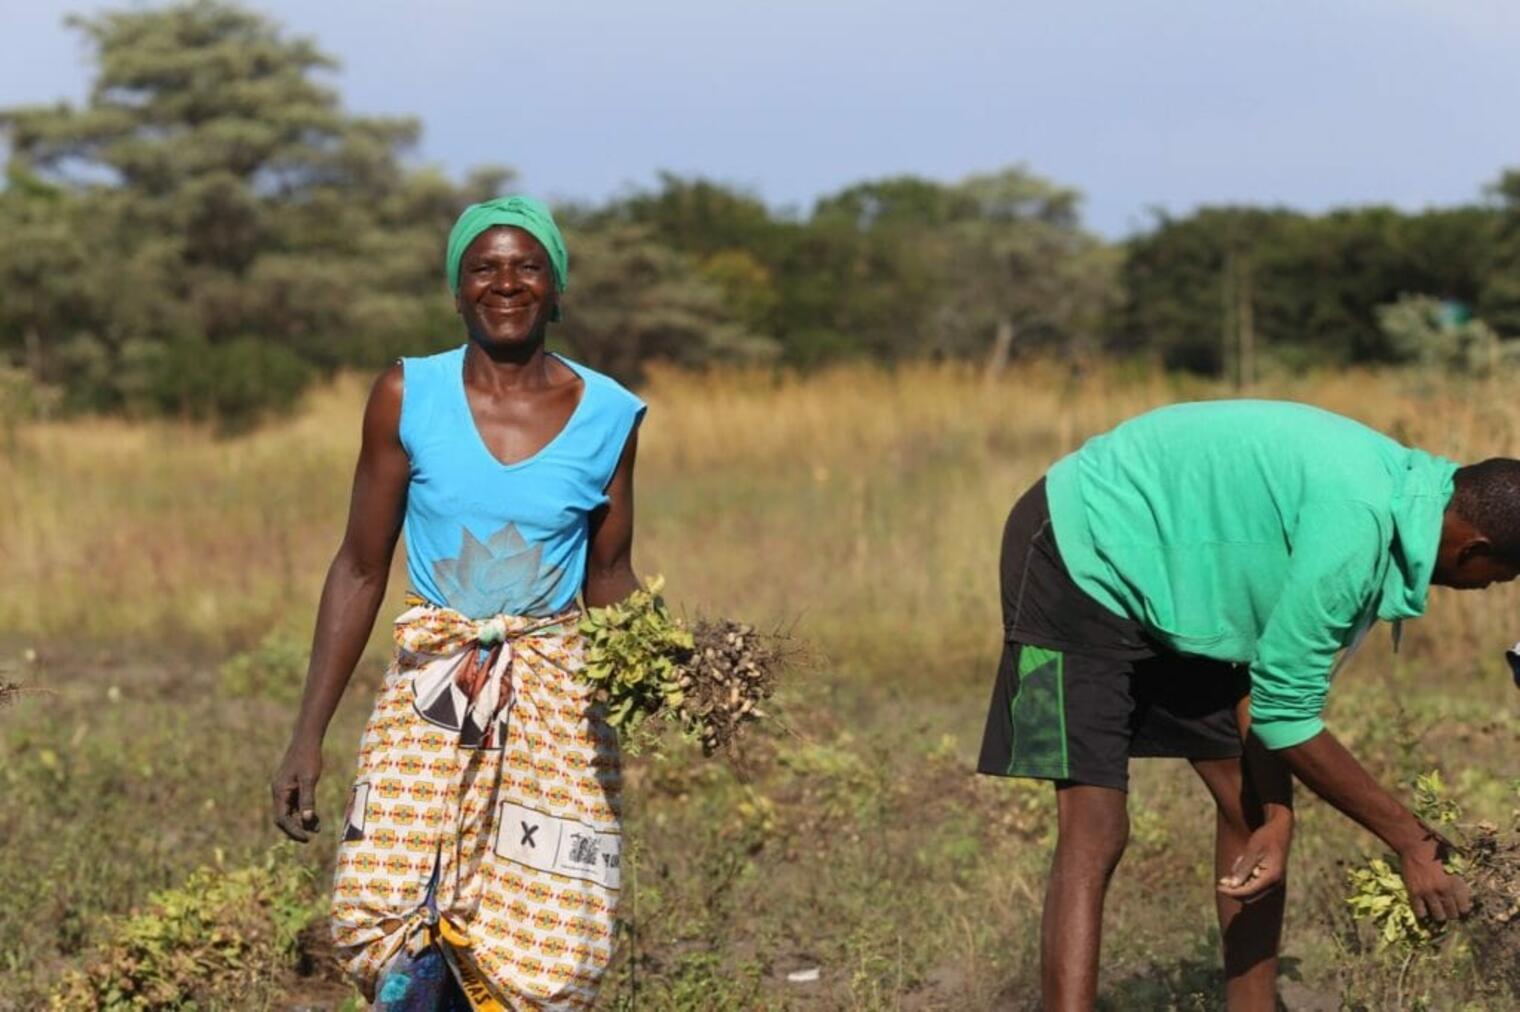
[[271, 365, 409, 842], [583, 428, 640, 609]]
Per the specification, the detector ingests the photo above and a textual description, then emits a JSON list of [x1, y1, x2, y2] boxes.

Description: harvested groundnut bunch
[[579, 577, 783, 755]]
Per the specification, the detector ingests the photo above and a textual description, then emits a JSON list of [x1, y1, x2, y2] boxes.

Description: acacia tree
[[1118, 203, 1502, 377], [938, 168, 1118, 373], [561, 168, 1116, 371], [805, 176, 958, 361], [0, 0, 504, 420], [582, 175, 795, 358], [809, 168, 1117, 368]]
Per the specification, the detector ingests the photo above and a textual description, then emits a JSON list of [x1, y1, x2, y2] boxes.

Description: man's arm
[[1195, 505, 1388, 908], [1217, 698, 1295, 899], [1240, 502, 1470, 919], [1278, 728, 1470, 921], [1239, 702, 1294, 813]]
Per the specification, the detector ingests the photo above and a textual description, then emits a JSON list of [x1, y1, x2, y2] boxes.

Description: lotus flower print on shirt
[[432, 522, 567, 619]]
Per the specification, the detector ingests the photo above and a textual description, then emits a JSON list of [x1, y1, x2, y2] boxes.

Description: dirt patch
[[1465, 821, 1520, 993], [1277, 979, 1342, 1011], [274, 919, 354, 1011]]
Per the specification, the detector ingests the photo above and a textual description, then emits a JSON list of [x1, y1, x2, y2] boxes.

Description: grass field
[[2, 362, 1517, 1009]]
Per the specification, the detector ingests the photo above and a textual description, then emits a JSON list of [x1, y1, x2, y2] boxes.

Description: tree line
[[3, 0, 1518, 425]]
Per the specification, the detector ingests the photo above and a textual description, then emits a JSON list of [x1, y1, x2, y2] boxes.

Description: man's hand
[[1398, 829, 1472, 922], [1277, 728, 1476, 922], [1217, 810, 1292, 901], [271, 740, 323, 843]]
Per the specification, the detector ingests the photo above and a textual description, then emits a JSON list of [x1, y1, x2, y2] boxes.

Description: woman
[[271, 195, 645, 1011]]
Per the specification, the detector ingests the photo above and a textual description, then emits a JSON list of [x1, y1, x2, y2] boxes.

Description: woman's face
[[455, 226, 558, 349]]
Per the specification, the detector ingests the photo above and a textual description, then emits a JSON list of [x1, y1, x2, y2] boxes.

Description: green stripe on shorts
[[1007, 645, 1069, 779]]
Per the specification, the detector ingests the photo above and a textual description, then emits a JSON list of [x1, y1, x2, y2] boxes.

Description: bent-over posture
[[978, 400, 1520, 1011]]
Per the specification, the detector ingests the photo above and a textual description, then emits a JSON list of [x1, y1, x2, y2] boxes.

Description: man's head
[[1433, 458, 1520, 589]]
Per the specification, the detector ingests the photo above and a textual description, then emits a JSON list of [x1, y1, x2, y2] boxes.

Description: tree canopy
[[2, 0, 1517, 424], [0, 0, 513, 420]]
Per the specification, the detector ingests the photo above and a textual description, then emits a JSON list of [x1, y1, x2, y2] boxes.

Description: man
[[977, 399, 1520, 1011]]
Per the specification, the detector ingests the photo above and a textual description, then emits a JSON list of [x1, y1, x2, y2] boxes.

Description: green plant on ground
[[219, 628, 308, 704], [1343, 772, 1520, 1003], [49, 850, 321, 1010], [1343, 772, 1470, 952], [1345, 856, 1448, 951], [603, 949, 769, 1011]]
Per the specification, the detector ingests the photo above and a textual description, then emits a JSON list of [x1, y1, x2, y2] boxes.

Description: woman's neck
[[464, 336, 561, 391]]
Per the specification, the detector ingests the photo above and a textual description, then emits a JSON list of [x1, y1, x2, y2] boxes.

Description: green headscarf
[[445, 195, 569, 320]]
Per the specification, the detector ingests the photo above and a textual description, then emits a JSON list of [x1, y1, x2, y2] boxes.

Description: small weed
[[603, 943, 769, 1011]]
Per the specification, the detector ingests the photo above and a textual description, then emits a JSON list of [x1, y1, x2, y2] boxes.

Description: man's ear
[[1457, 534, 1495, 565]]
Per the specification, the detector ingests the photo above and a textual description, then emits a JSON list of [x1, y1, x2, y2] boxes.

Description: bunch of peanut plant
[[580, 577, 784, 756]]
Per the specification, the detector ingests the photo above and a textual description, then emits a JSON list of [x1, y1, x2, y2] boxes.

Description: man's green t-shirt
[[1045, 400, 1456, 750]]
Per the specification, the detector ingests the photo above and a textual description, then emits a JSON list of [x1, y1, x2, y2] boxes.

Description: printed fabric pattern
[[331, 599, 623, 1010]]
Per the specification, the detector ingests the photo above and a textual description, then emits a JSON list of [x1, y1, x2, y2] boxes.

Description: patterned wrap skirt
[[330, 599, 623, 1010]]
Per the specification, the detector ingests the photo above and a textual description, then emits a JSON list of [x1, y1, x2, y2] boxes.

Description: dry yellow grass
[[4, 360, 1517, 677]]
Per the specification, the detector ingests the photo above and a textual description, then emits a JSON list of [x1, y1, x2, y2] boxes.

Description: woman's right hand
[[271, 740, 324, 842]]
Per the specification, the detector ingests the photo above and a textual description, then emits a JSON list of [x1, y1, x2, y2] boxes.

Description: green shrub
[[141, 335, 316, 430], [219, 629, 308, 704], [1376, 295, 1517, 377], [49, 852, 320, 1010]]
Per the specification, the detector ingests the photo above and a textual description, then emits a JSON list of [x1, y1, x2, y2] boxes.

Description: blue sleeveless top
[[398, 346, 646, 618]]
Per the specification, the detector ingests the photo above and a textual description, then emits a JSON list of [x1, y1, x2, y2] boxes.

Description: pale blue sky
[[4, 0, 1519, 236]]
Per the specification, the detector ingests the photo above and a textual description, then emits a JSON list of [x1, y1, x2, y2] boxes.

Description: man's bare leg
[[1191, 757, 1284, 1011], [1043, 782, 1129, 1011]]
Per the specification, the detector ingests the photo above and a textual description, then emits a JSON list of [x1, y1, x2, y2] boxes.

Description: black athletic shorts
[[976, 478, 1249, 791]]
